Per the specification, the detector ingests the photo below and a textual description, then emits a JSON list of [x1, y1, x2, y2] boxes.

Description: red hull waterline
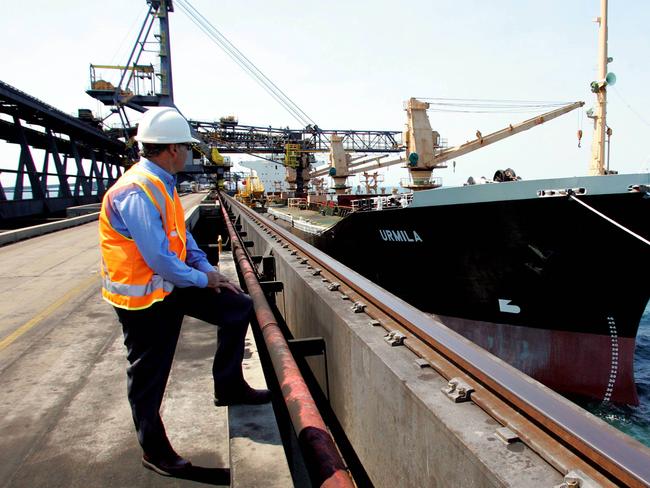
[[437, 315, 638, 405]]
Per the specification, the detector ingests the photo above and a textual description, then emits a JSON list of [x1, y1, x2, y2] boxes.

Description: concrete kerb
[[0, 199, 204, 248], [66, 203, 102, 217], [236, 208, 565, 488], [0, 212, 100, 246]]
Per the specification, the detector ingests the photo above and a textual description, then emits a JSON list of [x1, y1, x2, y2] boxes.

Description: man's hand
[[206, 270, 243, 294]]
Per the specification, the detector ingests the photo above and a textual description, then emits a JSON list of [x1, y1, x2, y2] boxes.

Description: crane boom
[[430, 101, 584, 167]]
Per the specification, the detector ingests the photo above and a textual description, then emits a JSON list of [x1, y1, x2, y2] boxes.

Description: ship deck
[[268, 205, 342, 229]]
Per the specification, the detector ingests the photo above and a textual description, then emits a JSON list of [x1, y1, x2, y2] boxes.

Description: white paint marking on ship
[[603, 315, 619, 403], [379, 229, 423, 243], [498, 299, 521, 314]]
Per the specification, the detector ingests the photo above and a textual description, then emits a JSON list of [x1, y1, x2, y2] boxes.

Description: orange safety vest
[[99, 164, 187, 310]]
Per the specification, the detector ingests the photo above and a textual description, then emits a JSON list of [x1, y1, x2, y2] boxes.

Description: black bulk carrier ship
[[307, 174, 650, 405]]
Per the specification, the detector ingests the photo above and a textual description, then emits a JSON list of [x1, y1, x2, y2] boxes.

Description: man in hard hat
[[99, 107, 270, 476]]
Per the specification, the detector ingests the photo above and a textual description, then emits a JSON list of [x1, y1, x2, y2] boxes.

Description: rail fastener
[[554, 470, 601, 488], [442, 378, 474, 403], [495, 427, 520, 444], [385, 330, 406, 346]]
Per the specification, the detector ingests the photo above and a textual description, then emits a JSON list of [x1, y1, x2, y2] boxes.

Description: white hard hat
[[134, 107, 200, 144]]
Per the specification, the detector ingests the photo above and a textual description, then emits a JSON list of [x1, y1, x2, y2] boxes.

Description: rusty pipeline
[[218, 193, 354, 488]]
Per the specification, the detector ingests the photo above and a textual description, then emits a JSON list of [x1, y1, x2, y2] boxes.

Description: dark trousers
[[114, 287, 254, 458]]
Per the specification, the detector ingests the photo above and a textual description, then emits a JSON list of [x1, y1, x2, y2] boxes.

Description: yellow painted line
[[0, 273, 100, 352]]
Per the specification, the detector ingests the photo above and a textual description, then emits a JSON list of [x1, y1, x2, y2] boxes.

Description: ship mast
[[589, 0, 611, 176]]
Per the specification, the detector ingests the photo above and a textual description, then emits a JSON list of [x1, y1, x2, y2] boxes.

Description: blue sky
[[1, 0, 649, 188]]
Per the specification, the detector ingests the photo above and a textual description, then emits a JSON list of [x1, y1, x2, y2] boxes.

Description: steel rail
[[217, 193, 355, 488], [224, 193, 650, 488]]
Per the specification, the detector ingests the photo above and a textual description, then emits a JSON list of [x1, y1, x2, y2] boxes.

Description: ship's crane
[[415, 99, 585, 169], [311, 99, 584, 191], [403, 98, 584, 189]]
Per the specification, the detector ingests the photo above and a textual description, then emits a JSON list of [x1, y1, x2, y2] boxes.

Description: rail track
[[221, 192, 650, 488]]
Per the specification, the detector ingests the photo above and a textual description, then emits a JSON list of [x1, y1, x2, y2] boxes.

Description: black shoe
[[214, 384, 272, 406], [142, 452, 192, 476]]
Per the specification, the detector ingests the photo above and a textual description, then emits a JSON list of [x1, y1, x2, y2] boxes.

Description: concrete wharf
[[0, 193, 290, 487], [1, 191, 649, 487]]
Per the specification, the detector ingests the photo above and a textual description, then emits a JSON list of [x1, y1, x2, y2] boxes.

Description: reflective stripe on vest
[[99, 164, 187, 310], [100, 257, 175, 298], [102, 270, 175, 297]]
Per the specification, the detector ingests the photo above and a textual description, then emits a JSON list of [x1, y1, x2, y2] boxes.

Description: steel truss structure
[[0, 80, 127, 221], [190, 120, 403, 154]]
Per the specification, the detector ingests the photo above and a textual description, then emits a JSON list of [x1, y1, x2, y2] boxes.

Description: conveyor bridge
[[0, 80, 127, 221]]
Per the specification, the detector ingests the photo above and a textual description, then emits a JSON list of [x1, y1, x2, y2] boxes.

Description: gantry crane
[[87, 0, 175, 114], [85, 0, 403, 196], [189, 119, 402, 195]]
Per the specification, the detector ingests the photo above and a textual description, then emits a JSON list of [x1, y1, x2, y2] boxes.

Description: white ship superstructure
[[239, 159, 288, 194]]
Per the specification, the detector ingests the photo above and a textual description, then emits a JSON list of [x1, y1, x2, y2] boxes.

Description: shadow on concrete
[[170, 465, 230, 485]]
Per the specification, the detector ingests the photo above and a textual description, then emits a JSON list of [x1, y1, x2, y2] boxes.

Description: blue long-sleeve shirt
[[104, 159, 212, 288]]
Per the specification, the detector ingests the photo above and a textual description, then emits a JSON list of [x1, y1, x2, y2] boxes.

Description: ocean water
[[581, 301, 650, 447]]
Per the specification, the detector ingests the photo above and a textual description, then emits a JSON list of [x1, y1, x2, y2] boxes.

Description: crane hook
[[577, 129, 583, 148]]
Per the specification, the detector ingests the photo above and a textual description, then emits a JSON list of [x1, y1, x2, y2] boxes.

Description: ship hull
[[435, 314, 638, 404], [312, 175, 650, 404]]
